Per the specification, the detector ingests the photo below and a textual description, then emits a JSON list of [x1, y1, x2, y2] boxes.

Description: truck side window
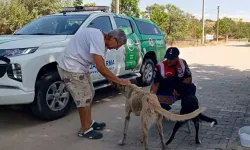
[[87, 16, 113, 32], [114, 17, 133, 35], [135, 20, 161, 35]]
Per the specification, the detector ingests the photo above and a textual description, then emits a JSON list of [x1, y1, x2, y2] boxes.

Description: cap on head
[[164, 47, 180, 59], [108, 29, 127, 45]]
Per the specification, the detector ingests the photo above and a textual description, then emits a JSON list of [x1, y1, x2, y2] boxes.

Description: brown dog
[[113, 83, 205, 150]]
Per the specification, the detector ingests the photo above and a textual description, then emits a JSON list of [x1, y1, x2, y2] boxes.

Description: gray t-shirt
[[57, 28, 107, 73]]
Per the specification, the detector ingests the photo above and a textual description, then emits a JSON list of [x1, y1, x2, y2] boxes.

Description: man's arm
[[183, 77, 192, 84], [93, 54, 122, 84], [150, 65, 162, 94], [150, 82, 159, 94], [89, 32, 129, 85], [183, 60, 192, 84]]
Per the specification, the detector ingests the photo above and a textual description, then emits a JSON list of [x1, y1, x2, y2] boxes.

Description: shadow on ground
[[225, 44, 250, 47], [1, 64, 250, 150], [158, 64, 250, 150], [0, 79, 136, 132]]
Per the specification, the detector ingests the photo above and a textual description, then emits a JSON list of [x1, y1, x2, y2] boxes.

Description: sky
[[84, 0, 250, 22]]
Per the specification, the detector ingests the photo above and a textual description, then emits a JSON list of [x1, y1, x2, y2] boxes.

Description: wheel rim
[[46, 81, 69, 111], [143, 63, 153, 82]]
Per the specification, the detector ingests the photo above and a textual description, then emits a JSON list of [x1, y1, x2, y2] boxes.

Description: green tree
[[111, 0, 140, 17], [84, 2, 96, 6], [165, 4, 189, 45], [247, 23, 250, 39], [61, 0, 74, 7], [214, 17, 236, 37], [0, 0, 32, 34], [19, 0, 62, 17], [0, 0, 63, 34], [186, 14, 202, 41], [205, 26, 214, 34], [73, 0, 83, 7], [140, 11, 147, 19], [146, 4, 168, 33], [234, 22, 250, 39]]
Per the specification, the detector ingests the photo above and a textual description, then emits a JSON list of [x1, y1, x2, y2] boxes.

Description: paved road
[[1, 42, 250, 150]]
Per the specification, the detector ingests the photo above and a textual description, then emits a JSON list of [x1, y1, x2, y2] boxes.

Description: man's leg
[[58, 67, 103, 139], [85, 74, 106, 131], [79, 106, 91, 132], [157, 93, 175, 111], [160, 103, 172, 111], [78, 73, 93, 132], [175, 82, 196, 100]]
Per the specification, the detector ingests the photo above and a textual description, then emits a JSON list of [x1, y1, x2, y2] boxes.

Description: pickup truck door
[[113, 16, 143, 75]]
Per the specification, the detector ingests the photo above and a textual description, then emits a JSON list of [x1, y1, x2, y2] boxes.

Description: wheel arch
[[143, 51, 157, 65]]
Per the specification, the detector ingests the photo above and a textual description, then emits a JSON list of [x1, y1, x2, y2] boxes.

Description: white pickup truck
[[0, 6, 167, 120]]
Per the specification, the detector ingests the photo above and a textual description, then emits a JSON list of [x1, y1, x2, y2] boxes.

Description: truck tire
[[31, 72, 73, 121], [136, 58, 155, 86]]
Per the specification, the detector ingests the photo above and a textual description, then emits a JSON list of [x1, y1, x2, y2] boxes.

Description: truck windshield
[[14, 15, 89, 35]]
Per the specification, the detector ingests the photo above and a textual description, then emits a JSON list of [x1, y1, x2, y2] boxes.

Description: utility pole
[[201, 0, 205, 45], [216, 6, 220, 42], [115, 0, 119, 14]]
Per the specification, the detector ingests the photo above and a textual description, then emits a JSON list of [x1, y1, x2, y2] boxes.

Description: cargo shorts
[[57, 66, 95, 108]]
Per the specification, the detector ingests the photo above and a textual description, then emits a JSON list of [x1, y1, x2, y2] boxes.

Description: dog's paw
[[118, 140, 125, 146], [165, 141, 170, 146], [140, 138, 144, 144], [196, 140, 201, 144], [210, 121, 217, 127]]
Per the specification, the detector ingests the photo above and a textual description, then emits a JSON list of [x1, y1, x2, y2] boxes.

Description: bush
[[0, 0, 63, 34]]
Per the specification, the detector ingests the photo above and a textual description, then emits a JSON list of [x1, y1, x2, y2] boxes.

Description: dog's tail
[[155, 106, 206, 121]]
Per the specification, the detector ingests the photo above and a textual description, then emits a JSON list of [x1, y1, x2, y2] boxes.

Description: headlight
[[7, 63, 22, 82], [0, 47, 38, 57]]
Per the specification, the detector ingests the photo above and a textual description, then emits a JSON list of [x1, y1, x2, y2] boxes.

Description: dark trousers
[[160, 103, 172, 111], [160, 83, 196, 111]]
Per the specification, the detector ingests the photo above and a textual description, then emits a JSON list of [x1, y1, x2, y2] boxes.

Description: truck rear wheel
[[31, 72, 73, 120], [136, 58, 155, 86]]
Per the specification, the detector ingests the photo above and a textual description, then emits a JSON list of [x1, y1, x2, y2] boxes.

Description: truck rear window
[[135, 20, 162, 36], [114, 17, 133, 35]]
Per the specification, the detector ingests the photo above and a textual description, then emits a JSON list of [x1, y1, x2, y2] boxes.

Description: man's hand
[[110, 79, 131, 86], [119, 79, 131, 85], [150, 82, 159, 94], [172, 89, 179, 97]]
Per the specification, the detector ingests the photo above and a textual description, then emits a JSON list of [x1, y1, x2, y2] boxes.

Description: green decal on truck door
[[124, 33, 143, 70], [115, 16, 143, 71], [120, 26, 139, 70], [124, 34, 136, 70]]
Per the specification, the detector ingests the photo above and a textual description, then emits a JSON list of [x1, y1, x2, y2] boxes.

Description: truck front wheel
[[136, 58, 155, 86], [31, 72, 73, 120]]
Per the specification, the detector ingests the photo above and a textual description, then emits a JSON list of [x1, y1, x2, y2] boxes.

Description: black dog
[[166, 83, 218, 145]]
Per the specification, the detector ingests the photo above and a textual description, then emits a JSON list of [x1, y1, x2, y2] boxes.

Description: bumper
[[0, 87, 34, 105]]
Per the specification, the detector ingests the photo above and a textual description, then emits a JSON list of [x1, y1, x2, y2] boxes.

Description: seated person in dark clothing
[[150, 47, 195, 110]]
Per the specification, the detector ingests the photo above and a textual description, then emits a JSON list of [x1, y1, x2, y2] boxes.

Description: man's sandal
[[78, 127, 103, 139], [90, 120, 106, 130]]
